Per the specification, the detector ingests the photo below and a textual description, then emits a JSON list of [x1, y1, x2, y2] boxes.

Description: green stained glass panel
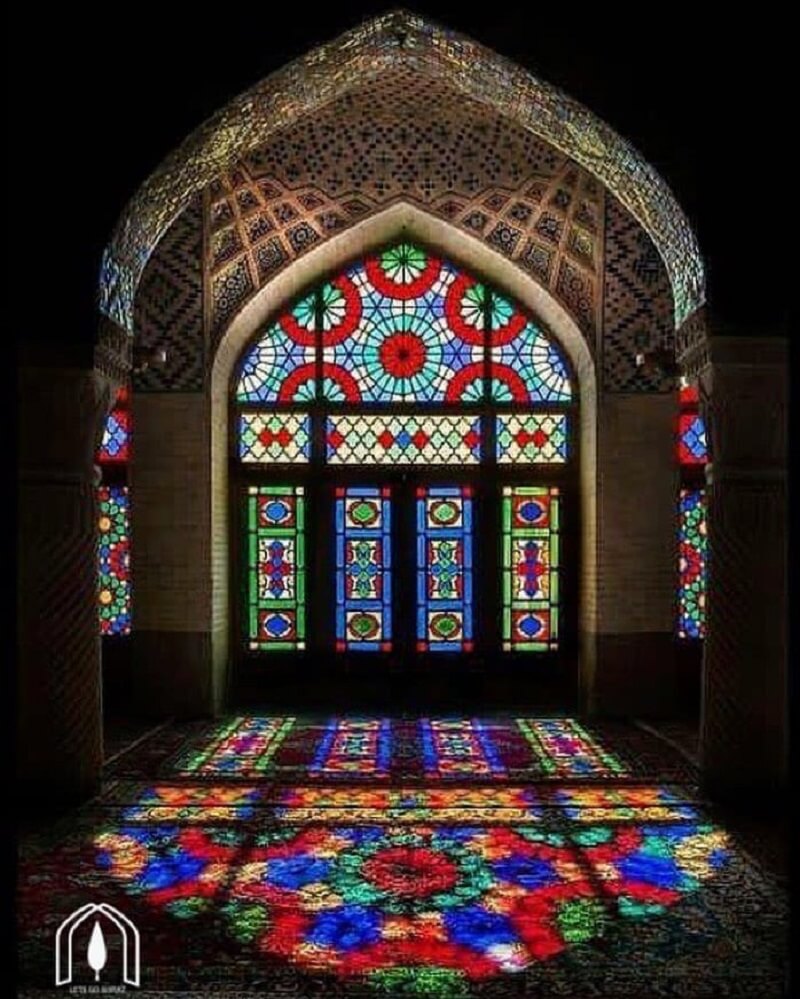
[[246, 486, 306, 651], [502, 486, 560, 651], [98, 485, 131, 635], [678, 488, 706, 639]]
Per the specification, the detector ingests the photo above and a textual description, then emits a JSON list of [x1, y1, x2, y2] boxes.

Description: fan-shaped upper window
[[236, 242, 572, 406]]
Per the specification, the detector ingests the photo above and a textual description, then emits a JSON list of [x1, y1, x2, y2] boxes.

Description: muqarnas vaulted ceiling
[[133, 68, 676, 394], [206, 72, 605, 344], [102, 10, 703, 340]]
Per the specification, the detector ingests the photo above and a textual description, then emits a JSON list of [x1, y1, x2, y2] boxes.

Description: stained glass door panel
[[335, 487, 393, 652], [501, 486, 560, 651], [246, 486, 306, 651], [416, 486, 474, 652]]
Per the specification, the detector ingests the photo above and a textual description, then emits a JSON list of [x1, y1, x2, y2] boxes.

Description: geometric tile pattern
[[133, 196, 204, 391], [100, 11, 703, 336], [204, 75, 605, 346], [602, 196, 675, 392], [326, 415, 482, 465]]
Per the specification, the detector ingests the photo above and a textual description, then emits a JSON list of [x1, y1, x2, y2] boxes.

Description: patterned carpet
[[17, 717, 788, 997]]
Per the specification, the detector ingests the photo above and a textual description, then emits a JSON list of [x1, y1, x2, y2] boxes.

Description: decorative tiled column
[[690, 336, 787, 799], [17, 350, 119, 805]]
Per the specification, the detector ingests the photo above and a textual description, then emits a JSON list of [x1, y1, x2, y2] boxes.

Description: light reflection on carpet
[[161, 716, 634, 781], [517, 718, 628, 777], [309, 718, 392, 777], [96, 782, 728, 991], [170, 716, 295, 775]]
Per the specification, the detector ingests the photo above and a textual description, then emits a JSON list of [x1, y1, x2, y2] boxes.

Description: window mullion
[[482, 284, 498, 658], [483, 284, 496, 467], [312, 284, 325, 465]]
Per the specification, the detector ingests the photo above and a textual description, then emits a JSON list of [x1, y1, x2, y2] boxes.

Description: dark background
[[8, 3, 790, 354]]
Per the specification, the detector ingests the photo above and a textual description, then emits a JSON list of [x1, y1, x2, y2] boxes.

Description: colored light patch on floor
[[517, 718, 627, 777], [93, 798, 730, 984], [171, 717, 295, 775], [574, 822, 729, 914], [309, 719, 392, 777], [122, 786, 263, 822], [421, 719, 506, 778], [551, 787, 699, 823], [276, 786, 541, 823]]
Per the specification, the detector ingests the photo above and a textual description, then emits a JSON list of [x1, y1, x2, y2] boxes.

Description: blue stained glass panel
[[335, 487, 393, 651], [236, 295, 317, 403], [678, 413, 708, 465], [416, 486, 474, 652]]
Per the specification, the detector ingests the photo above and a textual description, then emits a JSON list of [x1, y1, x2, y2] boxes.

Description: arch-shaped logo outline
[[55, 903, 140, 987]]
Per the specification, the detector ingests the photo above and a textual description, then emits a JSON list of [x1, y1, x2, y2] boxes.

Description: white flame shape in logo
[[87, 921, 107, 981]]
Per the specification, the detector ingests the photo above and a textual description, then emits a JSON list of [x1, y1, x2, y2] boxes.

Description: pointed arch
[[210, 203, 597, 691]]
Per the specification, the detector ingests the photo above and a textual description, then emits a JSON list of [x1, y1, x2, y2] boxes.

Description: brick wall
[[592, 392, 679, 715], [130, 394, 211, 630], [596, 394, 678, 633], [128, 393, 218, 716]]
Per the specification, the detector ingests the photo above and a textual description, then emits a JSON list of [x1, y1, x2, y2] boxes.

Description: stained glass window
[[239, 413, 311, 463], [321, 245, 485, 403], [677, 383, 708, 466], [335, 487, 392, 651], [677, 383, 707, 640], [327, 415, 481, 465], [246, 486, 306, 651], [678, 412, 708, 465], [236, 294, 317, 402], [98, 385, 132, 636], [98, 408, 130, 463], [490, 293, 572, 403], [678, 488, 706, 639], [496, 414, 568, 464], [234, 241, 575, 657], [416, 487, 474, 652], [235, 241, 572, 409], [502, 486, 560, 651], [98, 485, 131, 635]]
